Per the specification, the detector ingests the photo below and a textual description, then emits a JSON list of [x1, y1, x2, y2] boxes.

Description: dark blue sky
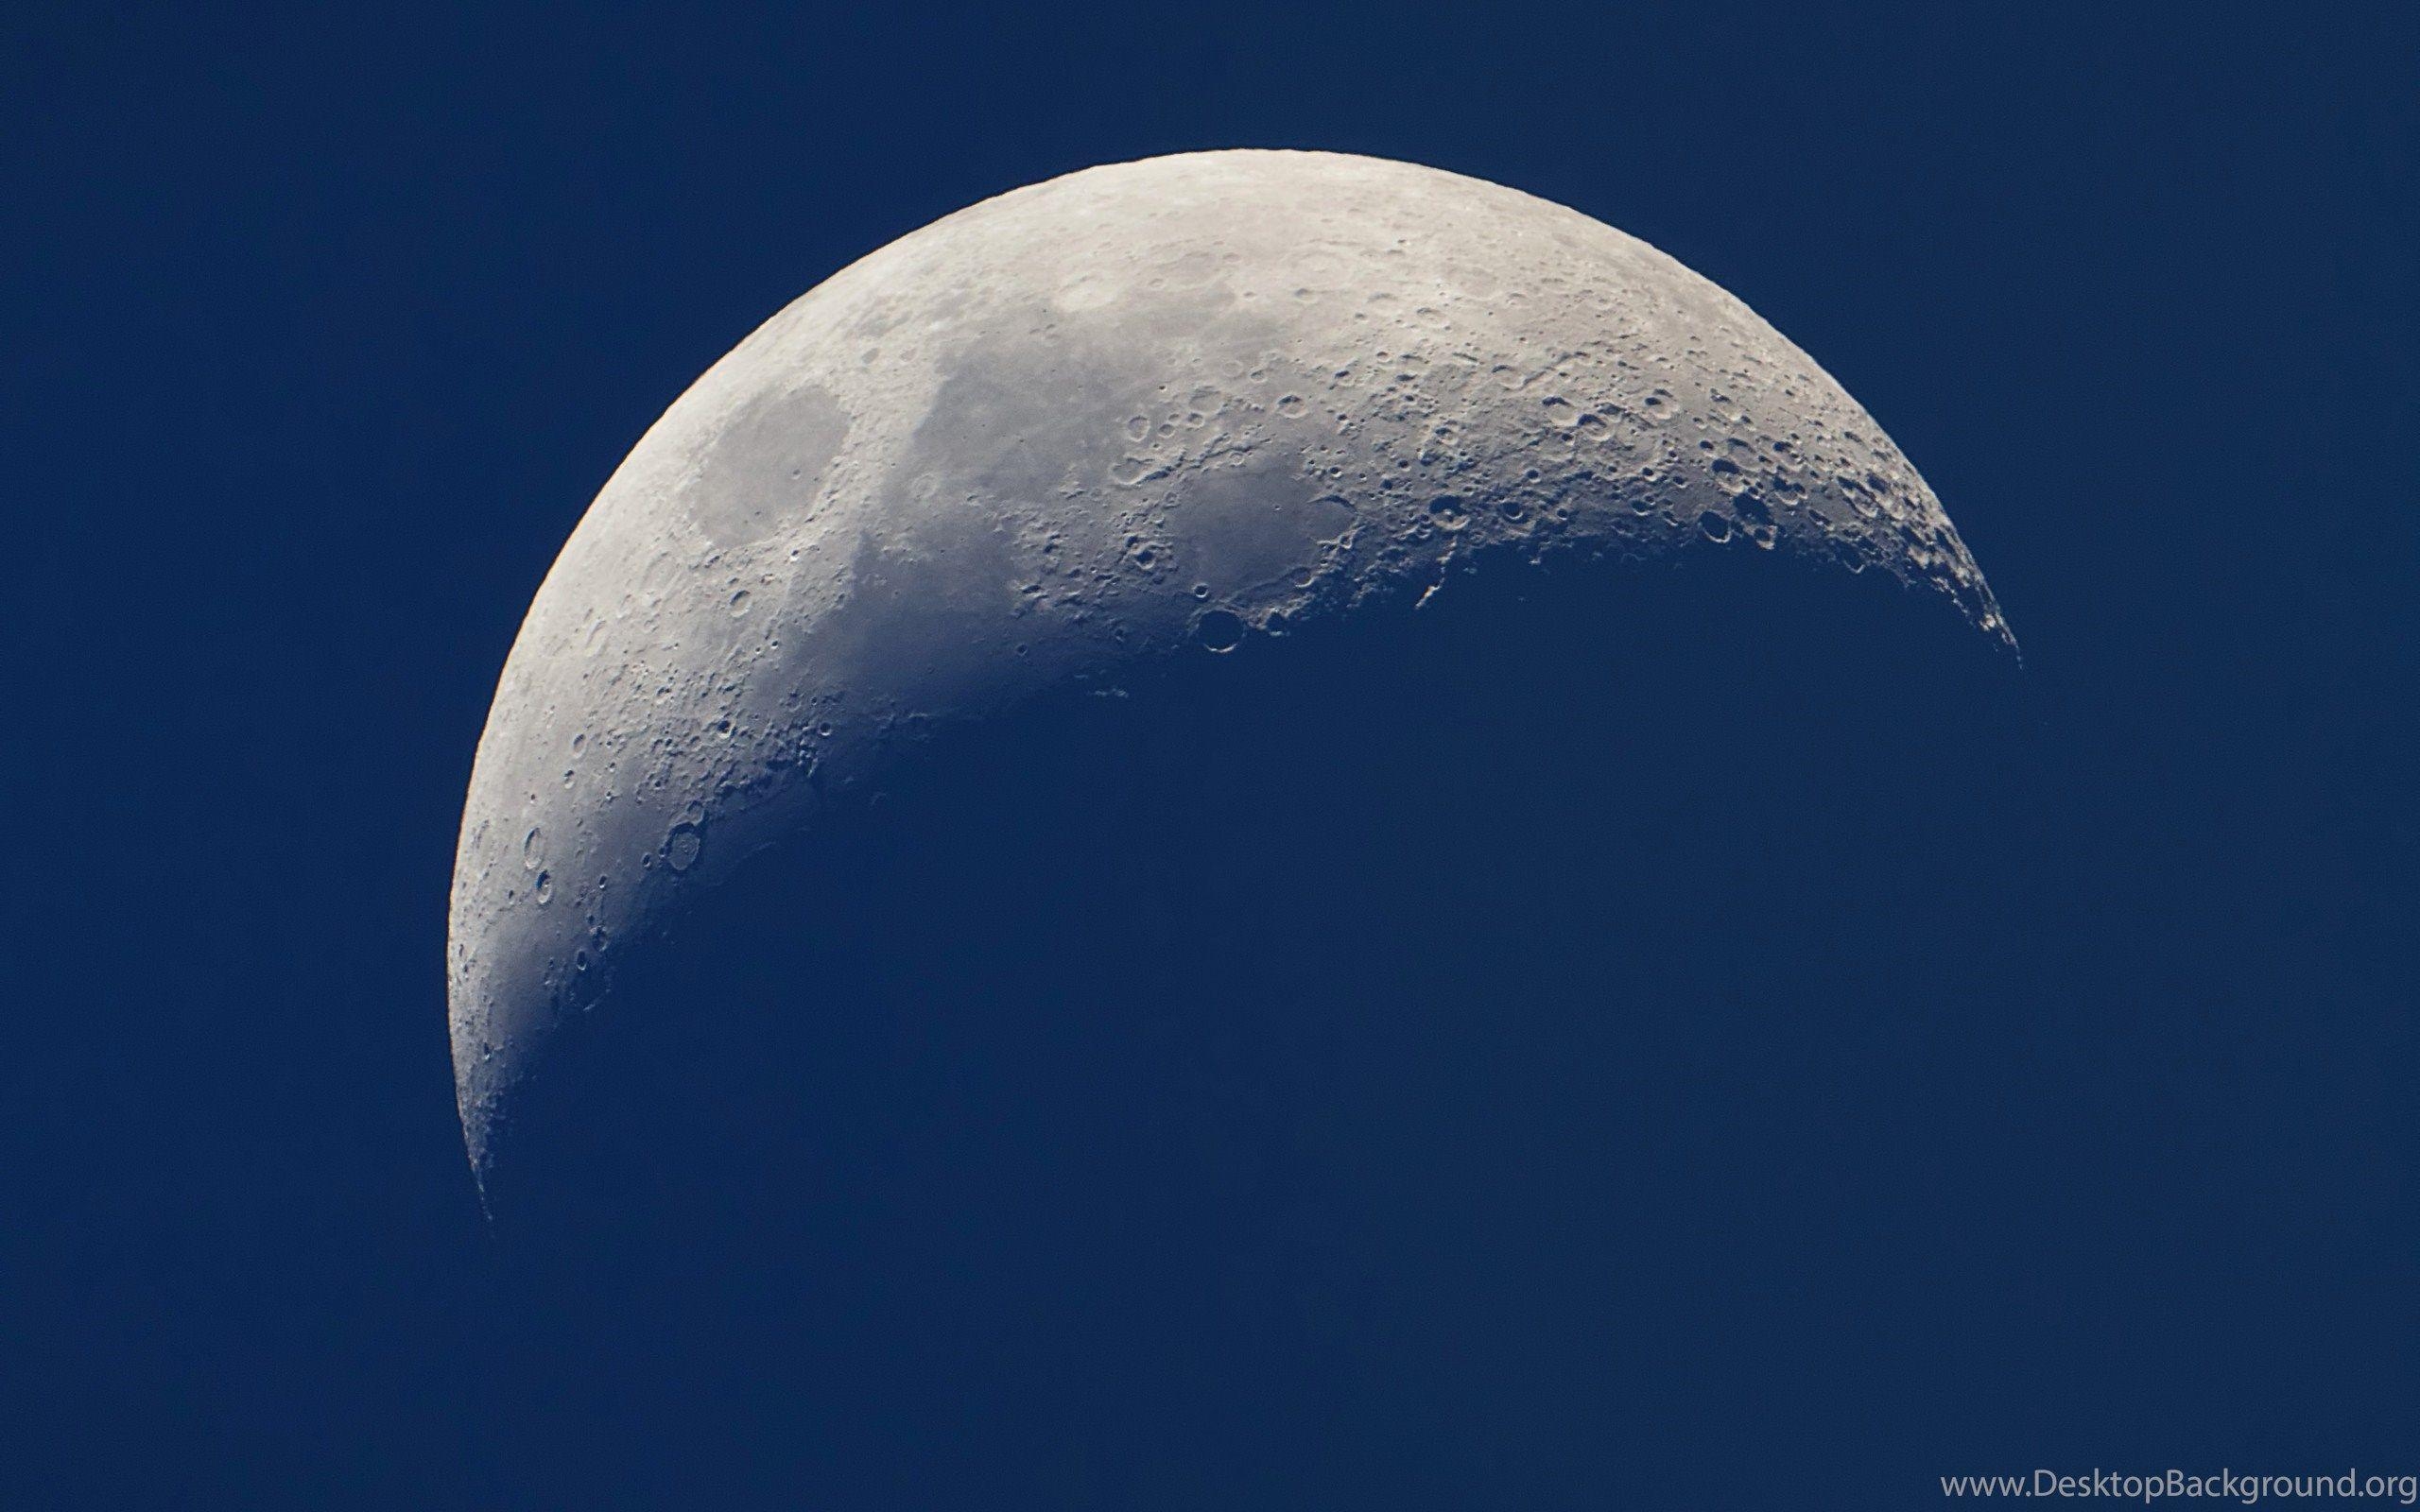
[[7, 3, 2412, 1504]]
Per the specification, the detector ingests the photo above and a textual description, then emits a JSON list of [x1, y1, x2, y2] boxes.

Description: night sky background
[[8, 3, 2413, 1505]]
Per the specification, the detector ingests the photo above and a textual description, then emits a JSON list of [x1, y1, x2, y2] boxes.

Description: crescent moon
[[448, 149, 2012, 1176]]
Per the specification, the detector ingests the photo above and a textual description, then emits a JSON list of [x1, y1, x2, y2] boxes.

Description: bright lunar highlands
[[449, 150, 2013, 1174]]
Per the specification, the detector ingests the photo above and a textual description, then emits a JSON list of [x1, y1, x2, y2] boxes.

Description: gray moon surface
[[448, 149, 2012, 1174]]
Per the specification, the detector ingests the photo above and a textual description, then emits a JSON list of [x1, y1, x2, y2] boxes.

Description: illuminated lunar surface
[[448, 149, 2011, 1173]]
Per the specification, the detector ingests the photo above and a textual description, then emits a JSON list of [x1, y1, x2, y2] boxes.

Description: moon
[[448, 149, 2011, 1176]]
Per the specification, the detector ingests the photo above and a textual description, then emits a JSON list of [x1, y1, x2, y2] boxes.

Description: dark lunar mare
[[482, 550, 2030, 1508]]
